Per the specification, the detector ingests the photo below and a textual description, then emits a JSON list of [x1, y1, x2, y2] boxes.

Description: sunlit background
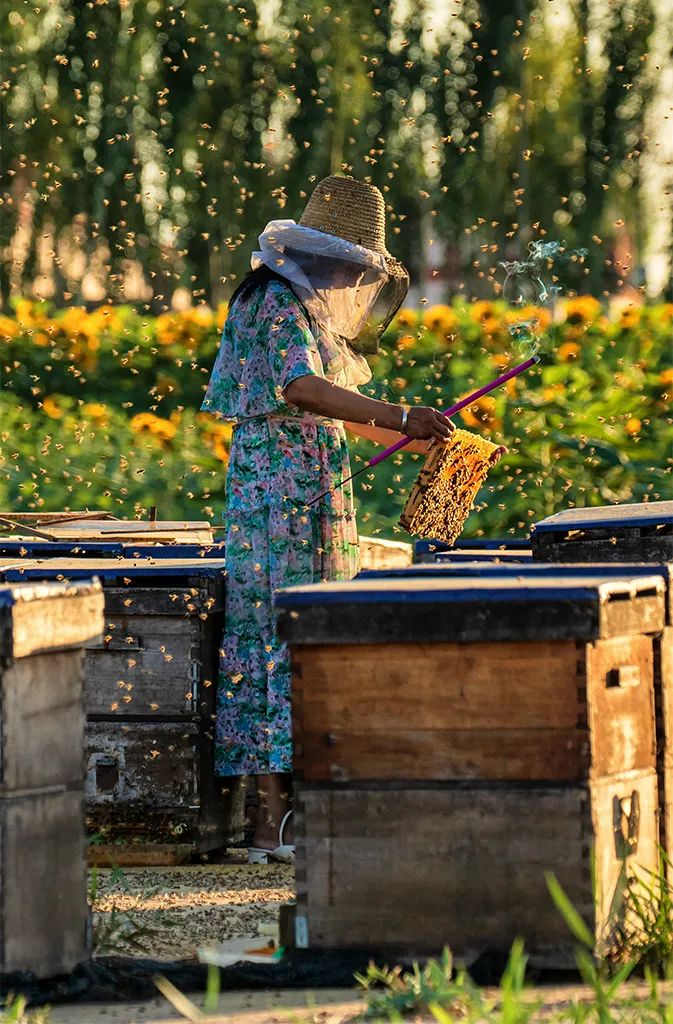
[[1, 0, 671, 535]]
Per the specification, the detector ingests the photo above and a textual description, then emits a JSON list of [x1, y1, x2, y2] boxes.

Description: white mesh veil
[[251, 220, 389, 342]]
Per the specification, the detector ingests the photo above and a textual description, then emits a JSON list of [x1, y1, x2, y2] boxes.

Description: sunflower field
[[1, 297, 671, 539]]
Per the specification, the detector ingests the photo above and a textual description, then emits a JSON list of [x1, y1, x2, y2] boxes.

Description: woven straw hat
[[299, 175, 408, 284]]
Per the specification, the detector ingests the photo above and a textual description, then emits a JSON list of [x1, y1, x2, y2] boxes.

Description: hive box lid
[[0, 579, 104, 660], [0, 516, 214, 543], [533, 501, 673, 534], [357, 560, 673, 624], [276, 574, 665, 644], [0, 557, 226, 583], [0, 540, 226, 560]]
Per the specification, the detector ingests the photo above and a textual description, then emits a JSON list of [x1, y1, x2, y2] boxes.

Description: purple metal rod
[[303, 354, 539, 508], [368, 354, 539, 467]]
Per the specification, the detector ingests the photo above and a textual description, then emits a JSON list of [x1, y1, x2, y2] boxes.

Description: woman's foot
[[249, 773, 294, 858]]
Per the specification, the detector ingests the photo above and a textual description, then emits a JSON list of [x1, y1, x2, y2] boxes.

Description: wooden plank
[[103, 584, 221, 616], [85, 721, 199, 807], [294, 785, 590, 958], [87, 842, 194, 867], [297, 727, 590, 782], [659, 628, 673, 754], [84, 632, 197, 716], [1, 788, 88, 976], [590, 770, 660, 943], [1, 650, 85, 792], [586, 636, 656, 777], [294, 642, 581, 730], [2, 581, 104, 660], [294, 772, 659, 962]]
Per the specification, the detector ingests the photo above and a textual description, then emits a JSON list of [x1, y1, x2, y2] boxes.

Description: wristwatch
[[399, 405, 410, 434]]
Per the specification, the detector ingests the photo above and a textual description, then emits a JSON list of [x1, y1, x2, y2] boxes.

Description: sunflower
[[470, 300, 495, 324], [395, 308, 418, 330], [82, 402, 110, 425], [130, 412, 177, 443], [0, 314, 18, 342], [423, 304, 457, 337], [216, 302, 229, 330], [619, 305, 641, 330], [562, 296, 601, 326], [396, 333, 416, 351], [156, 307, 215, 350], [625, 417, 641, 436], [42, 395, 63, 419], [558, 341, 581, 362], [459, 394, 501, 432]]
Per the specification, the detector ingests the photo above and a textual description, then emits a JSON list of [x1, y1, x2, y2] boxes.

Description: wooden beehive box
[[531, 502, 673, 563], [0, 557, 243, 861], [358, 536, 412, 571], [0, 579, 104, 978], [276, 574, 664, 963], [414, 538, 532, 564], [0, 512, 215, 545]]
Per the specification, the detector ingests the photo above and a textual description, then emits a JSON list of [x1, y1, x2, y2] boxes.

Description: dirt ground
[[41, 861, 670, 1024], [47, 988, 364, 1024], [90, 854, 294, 960]]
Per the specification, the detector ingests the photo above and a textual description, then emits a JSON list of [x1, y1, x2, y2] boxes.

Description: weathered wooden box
[[0, 557, 243, 858], [414, 537, 531, 564], [531, 502, 673, 563], [293, 771, 657, 964], [0, 579, 104, 978], [276, 574, 664, 961], [359, 536, 412, 570]]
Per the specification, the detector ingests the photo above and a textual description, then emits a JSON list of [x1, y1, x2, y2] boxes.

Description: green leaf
[[546, 872, 595, 948]]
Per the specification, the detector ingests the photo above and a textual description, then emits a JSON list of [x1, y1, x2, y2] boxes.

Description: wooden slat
[[1, 788, 88, 976], [3, 582, 105, 659], [294, 642, 581, 730], [84, 632, 197, 716], [85, 721, 198, 807], [277, 577, 665, 645], [586, 635, 656, 776], [1, 650, 85, 792], [297, 728, 590, 782]]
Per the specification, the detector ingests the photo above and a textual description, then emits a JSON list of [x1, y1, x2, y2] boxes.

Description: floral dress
[[201, 278, 369, 776]]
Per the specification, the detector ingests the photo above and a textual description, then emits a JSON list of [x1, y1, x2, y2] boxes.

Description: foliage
[[0, 297, 671, 536], [0, 0, 668, 308], [606, 851, 673, 977], [0, 1000, 50, 1024]]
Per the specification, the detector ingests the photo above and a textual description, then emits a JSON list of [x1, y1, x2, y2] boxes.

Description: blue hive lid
[[533, 501, 673, 535]]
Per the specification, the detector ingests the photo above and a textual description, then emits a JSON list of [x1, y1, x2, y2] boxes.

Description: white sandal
[[248, 810, 295, 864]]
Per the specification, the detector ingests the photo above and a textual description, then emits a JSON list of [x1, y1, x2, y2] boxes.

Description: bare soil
[[90, 854, 294, 960]]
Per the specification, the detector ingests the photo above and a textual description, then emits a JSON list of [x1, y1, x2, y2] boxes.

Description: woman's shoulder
[[261, 278, 309, 321]]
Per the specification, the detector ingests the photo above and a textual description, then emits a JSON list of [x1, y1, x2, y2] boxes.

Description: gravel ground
[[90, 854, 295, 960]]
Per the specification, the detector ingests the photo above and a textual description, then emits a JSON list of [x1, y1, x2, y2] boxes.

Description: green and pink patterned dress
[[201, 278, 368, 776]]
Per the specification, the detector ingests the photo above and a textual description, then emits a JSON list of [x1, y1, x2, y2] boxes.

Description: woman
[[201, 175, 452, 862]]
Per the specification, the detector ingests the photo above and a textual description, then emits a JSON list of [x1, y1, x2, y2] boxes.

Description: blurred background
[[1, 0, 671, 536]]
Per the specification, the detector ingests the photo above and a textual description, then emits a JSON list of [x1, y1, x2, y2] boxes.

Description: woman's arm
[[343, 419, 436, 456], [283, 375, 452, 442]]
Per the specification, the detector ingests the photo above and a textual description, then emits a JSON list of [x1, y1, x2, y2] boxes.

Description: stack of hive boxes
[[0, 579, 104, 977], [277, 565, 665, 964]]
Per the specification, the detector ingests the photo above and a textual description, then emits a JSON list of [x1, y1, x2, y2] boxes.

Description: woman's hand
[[404, 407, 455, 441]]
